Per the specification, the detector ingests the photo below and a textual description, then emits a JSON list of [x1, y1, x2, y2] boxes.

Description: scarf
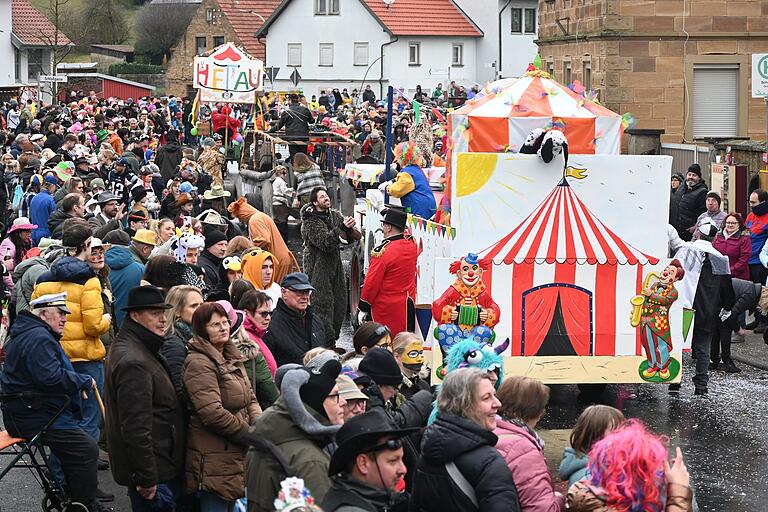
[[500, 414, 545, 450]]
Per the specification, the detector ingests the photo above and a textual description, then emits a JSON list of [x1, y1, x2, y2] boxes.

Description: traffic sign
[[290, 68, 301, 87], [264, 67, 279, 83], [752, 54, 768, 97], [39, 75, 67, 83]]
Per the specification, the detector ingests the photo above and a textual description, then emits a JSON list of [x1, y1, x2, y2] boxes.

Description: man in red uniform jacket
[[359, 208, 418, 334]]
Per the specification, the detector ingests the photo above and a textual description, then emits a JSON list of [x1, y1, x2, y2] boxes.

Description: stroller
[[0, 393, 89, 511]]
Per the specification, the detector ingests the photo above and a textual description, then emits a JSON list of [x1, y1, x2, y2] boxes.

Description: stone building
[[165, 0, 279, 98], [537, 0, 768, 144]]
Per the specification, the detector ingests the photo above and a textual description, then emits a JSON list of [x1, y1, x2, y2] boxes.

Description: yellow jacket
[[31, 257, 111, 362]]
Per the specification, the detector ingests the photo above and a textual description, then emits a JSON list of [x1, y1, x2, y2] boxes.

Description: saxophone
[[630, 272, 660, 328]]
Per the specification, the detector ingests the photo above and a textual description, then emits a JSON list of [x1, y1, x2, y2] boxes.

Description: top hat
[[121, 285, 172, 312], [328, 409, 418, 475], [381, 206, 407, 231]]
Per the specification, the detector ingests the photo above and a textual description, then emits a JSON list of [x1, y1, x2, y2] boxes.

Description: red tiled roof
[[361, 0, 482, 37], [12, 0, 72, 47], [217, 0, 282, 60]]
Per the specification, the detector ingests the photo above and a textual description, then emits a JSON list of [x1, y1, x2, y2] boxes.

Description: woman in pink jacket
[[712, 212, 751, 280], [495, 376, 564, 512], [0, 217, 36, 292], [238, 289, 278, 377]]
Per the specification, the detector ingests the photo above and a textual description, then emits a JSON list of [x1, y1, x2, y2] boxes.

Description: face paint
[[401, 339, 424, 371]]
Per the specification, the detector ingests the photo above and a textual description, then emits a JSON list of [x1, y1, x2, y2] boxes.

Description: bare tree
[[135, 3, 197, 62], [39, 0, 74, 70]]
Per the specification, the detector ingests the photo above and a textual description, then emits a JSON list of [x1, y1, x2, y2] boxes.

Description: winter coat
[[183, 336, 261, 500], [243, 314, 277, 377], [235, 336, 279, 410], [104, 317, 186, 488], [0, 237, 17, 291], [105, 245, 144, 328], [30, 189, 56, 244], [300, 205, 353, 341], [494, 418, 564, 512], [295, 164, 326, 198], [247, 394, 338, 512], [273, 103, 314, 139], [0, 311, 92, 436], [14, 255, 51, 313], [745, 201, 768, 265], [566, 481, 692, 512], [713, 231, 751, 280], [559, 447, 588, 489], [159, 321, 194, 402], [263, 298, 326, 366], [322, 474, 407, 512], [155, 141, 184, 183], [198, 249, 226, 292], [671, 181, 707, 241], [410, 413, 522, 512], [727, 278, 762, 330], [48, 209, 75, 240], [89, 213, 122, 240], [32, 256, 110, 362]]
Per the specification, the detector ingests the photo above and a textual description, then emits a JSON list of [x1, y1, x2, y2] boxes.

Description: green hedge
[[108, 62, 164, 75]]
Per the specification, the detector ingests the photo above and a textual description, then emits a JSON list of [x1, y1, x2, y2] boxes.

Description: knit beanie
[[300, 359, 342, 419], [359, 347, 403, 386], [204, 229, 227, 249], [687, 163, 702, 178]]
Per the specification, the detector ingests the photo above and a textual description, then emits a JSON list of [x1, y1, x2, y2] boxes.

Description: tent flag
[[413, 100, 422, 124]]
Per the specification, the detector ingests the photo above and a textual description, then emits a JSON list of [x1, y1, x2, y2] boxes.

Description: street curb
[[732, 353, 768, 371]]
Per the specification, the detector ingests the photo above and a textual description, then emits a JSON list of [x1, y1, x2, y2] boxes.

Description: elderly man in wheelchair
[[1, 292, 107, 512]]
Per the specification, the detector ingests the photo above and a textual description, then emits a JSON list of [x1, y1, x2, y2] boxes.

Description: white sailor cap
[[30, 292, 70, 314]]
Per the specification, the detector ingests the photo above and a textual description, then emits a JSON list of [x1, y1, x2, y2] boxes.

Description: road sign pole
[[384, 85, 394, 204]]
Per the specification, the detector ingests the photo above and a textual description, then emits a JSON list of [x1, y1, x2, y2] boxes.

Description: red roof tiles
[[217, 0, 282, 60], [361, 0, 481, 37], [12, 0, 72, 47]]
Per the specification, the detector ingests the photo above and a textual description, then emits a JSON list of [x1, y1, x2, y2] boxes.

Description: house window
[[582, 60, 592, 90], [452, 43, 463, 67], [206, 8, 221, 23], [563, 60, 572, 85], [510, 8, 522, 33], [27, 49, 44, 79], [354, 42, 369, 66], [319, 43, 334, 66], [546, 60, 554, 78], [14, 48, 20, 81], [524, 8, 537, 34], [196, 36, 207, 56], [287, 43, 302, 66], [693, 64, 739, 138], [213, 36, 225, 47], [315, 0, 340, 15], [409, 42, 420, 66]]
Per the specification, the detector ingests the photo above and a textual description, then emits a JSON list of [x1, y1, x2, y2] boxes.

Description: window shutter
[[693, 65, 738, 138]]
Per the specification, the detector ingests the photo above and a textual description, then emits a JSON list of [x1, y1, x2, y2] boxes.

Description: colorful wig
[[394, 141, 423, 168], [586, 419, 668, 512]]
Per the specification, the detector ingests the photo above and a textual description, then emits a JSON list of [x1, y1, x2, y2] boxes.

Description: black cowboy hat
[[328, 410, 418, 475], [121, 286, 173, 312]]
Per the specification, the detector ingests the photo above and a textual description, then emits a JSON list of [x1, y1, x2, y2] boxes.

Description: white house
[[454, 0, 539, 83], [256, 0, 483, 99], [0, 0, 72, 104]]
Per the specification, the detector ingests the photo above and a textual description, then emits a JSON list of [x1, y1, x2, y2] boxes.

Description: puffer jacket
[[566, 481, 692, 512], [183, 336, 261, 501], [31, 256, 110, 362], [559, 447, 588, 489], [494, 418, 564, 512], [410, 413, 522, 512], [235, 336, 279, 410], [105, 245, 144, 328], [671, 180, 707, 241], [159, 321, 194, 402]]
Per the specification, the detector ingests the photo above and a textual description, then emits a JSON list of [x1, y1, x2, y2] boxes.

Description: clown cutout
[[379, 141, 437, 220], [633, 259, 685, 381], [432, 253, 501, 357]]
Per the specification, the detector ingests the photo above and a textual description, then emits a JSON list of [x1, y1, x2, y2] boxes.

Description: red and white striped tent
[[478, 178, 659, 359], [450, 76, 622, 156]]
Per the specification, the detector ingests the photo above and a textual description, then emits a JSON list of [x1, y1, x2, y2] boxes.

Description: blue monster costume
[[429, 337, 509, 423]]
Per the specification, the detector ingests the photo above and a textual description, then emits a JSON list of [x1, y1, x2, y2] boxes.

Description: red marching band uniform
[[359, 234, 418, 335]]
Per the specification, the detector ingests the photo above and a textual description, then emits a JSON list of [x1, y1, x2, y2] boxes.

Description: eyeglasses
[[255, 310, 272, 318], [326, 393, 341, 404], [206, 320, 229, 331], [343, 398, 367, 410], [365, 438, 403, 453]]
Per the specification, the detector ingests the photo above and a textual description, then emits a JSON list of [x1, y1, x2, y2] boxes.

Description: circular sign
[[759, 55, 768, 80]]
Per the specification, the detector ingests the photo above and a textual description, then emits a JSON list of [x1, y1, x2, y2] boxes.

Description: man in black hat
[[264, 272, 327, 366], [104, 286, 186, 506], [670, 163, 708, 241], [125, 208, 149, 238], [198, 229, 229, 292], [271, 93, 314, 161], [323, 410, 412, 512], [89, 191, 125, 239], [359, 207, 418, 335]]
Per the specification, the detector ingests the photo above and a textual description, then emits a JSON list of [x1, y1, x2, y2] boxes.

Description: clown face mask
[[458, 255, 483, 288], [402, 339, 424, 372]]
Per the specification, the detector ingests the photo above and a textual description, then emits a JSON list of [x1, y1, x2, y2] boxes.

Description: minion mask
[[402, 339, 424, 371]]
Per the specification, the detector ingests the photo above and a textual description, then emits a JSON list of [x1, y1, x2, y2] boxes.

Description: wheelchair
[[0, 393, 89, 511]]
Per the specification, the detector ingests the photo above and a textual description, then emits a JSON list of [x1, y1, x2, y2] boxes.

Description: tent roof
[[454, 76, 619, 119], [480, 178, 658, 266]]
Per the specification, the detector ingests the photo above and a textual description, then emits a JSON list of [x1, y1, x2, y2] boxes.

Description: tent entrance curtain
[[521, 283, 593, 356]]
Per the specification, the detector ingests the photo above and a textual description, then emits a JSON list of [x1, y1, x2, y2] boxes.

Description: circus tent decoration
[[450, 74, 623, 156]]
